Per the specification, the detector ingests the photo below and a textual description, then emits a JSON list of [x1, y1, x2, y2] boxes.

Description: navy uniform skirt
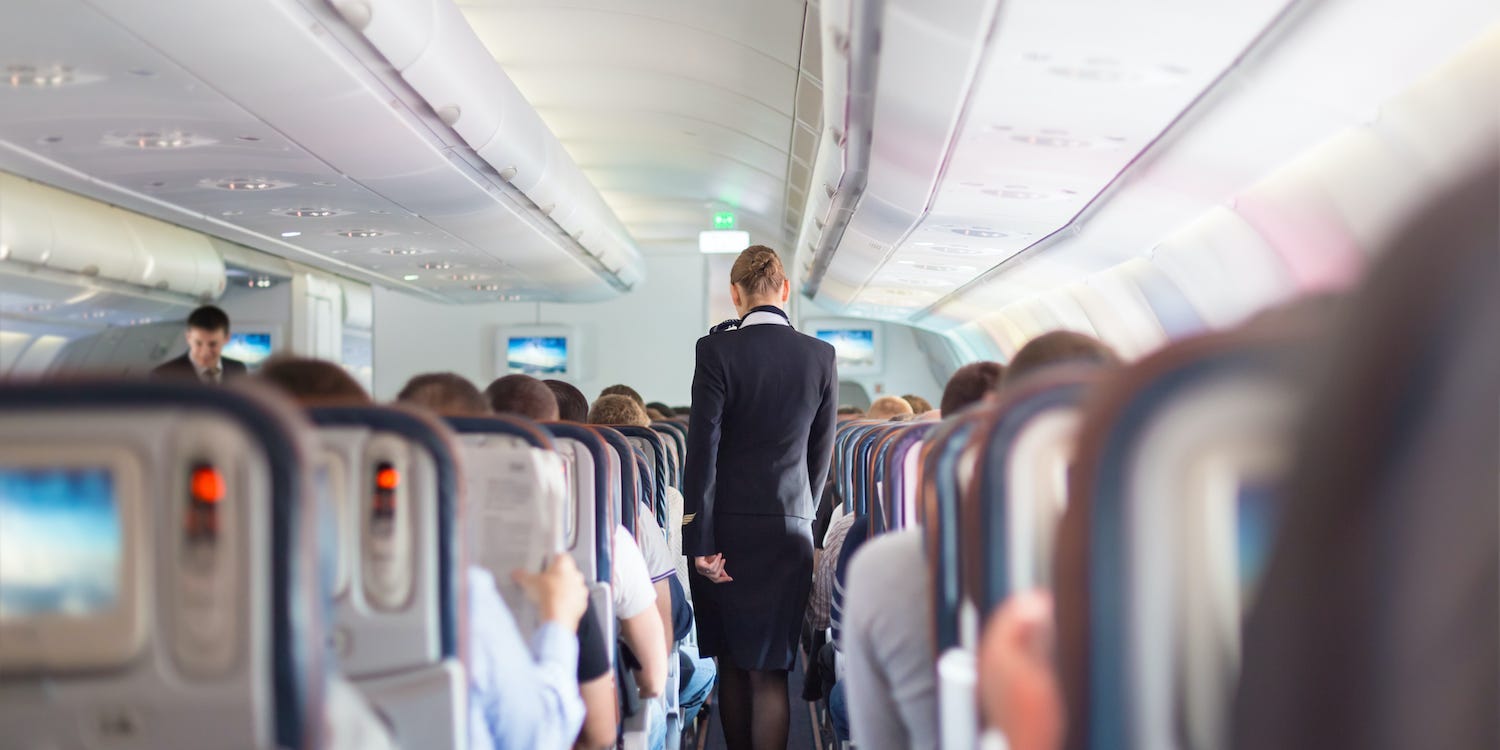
[[690, 513, 814, 671]]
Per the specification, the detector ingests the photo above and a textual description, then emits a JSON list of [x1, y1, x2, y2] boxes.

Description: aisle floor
[[700, 654, 819, 750]]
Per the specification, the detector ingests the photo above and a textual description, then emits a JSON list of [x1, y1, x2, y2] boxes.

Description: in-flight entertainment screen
[[0, 467, 121, 621], [815, 328, 877, 369], [507, 336, 570, 375]]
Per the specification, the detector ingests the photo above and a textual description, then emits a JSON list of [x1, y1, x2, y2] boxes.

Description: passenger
[[939, 361, 1005, 417], [259, 359, 590, 750], [646, 407, 669, 421], [256, 356, 371, 404], [647, 401, 675, 418], [1003, 331, 1120, 387], [837, 405, 866, 421], [151, 304, 247, 383], [600, 383, 646, 407], [682, 245, 838, 750], [394, 372, 491, 415], [485, 373, 561, 421], [867, 395, 915, 421], [976, 592, 1063, 750], [843, 332, 1116, 750], [543, 379, 589, 423], [397, 373, 612, 750], [469, 556, 590, 750], [902, 394, 934, 415], [672, 405, 692, 417], [589, 393, 715, 748]]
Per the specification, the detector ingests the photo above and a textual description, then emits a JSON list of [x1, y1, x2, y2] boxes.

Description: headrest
[[444, 414, 555, 450], [918, 408, 999, 653], [880, 423, 933, 533], [0, 380, 323, 750]]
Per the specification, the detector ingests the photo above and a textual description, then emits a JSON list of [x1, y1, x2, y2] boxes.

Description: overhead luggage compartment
[[0, 0, 645, 305]]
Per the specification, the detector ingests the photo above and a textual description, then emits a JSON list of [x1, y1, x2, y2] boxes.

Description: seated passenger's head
[[902, 394, 934, 414], [599, 383, 645, 407], [184, 304, 232, 371], [1004, 332, 1120, 388], [672, 405, 691, 417], [837, 405, 866, 422], [257, 356, 371, 406], [646, 401, 674, 418], [589, 394, 650, 427], [484, 374, 560, 422], [544, 379, 589, 422], [728, 244, 790, 317], [940, 361, 1005, 417], [396, 372, 490, 416], [867, 395, 915, 421], [646, 407, 668, 422]]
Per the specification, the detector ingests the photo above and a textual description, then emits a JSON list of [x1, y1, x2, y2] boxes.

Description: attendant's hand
[[513, 553, 588, 632], [694, 554, 733, 583]]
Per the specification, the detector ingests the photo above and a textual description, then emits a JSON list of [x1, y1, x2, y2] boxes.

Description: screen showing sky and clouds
[[815, 328, 876, 368], [1235, 481, 1279, 599], [507, 336, 569, 375], [0, 467, 121, 621], [223, 332, 274, 366]]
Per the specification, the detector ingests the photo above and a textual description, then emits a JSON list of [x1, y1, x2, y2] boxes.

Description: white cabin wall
[[374, 252, 948, 406], [374, 253, 708, 404]]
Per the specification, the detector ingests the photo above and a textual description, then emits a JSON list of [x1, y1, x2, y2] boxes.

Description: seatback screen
[[1235, 481, 1279, 599], [507, 336, 568, 375], [815, 328, 875, 368], [0, 468, 121, 621]]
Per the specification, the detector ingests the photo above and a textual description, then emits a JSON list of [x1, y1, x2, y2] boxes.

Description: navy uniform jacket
[[151, 353, 248, 381], [682, 312, 839, 557]]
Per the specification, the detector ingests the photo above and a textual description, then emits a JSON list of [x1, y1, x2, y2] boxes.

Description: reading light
[[699, 230, 750, 254], [280, 231, 301, 238], [191, 466, 225, 503]]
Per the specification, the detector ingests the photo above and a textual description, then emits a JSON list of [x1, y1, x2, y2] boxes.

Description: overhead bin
[[0, 172, 225, 303], [331, 0, 645, 292]]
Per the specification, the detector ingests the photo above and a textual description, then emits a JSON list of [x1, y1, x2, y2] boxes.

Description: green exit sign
[[712, 211, 736, 230]]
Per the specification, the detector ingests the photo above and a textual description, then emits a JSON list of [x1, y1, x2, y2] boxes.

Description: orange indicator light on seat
[[191, 466, 225, 503], [375, 466, 400, 491]]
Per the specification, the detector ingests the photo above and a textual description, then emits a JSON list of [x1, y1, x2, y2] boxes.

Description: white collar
[[741, 310, 791, 328]]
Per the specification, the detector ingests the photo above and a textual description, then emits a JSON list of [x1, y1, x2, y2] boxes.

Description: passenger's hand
[[513, 553, 588, 632], [694, 554, 733, 583]]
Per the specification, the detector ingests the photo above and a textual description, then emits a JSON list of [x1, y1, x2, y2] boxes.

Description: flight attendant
[[683, 245, 838, 750]]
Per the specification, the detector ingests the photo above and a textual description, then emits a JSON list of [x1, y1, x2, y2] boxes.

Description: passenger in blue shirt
[[468, 553, 590, 750]]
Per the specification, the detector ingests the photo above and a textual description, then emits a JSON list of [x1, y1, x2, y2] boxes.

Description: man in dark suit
[[682, 245, 838, 750], [151, 305, 247, 384]]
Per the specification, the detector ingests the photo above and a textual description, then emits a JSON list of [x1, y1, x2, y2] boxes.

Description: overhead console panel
[[0, 0, 643, 304]]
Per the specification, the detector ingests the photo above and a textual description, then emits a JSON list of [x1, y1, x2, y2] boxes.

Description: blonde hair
[[868, 395, 915, 420], [730, 245, 787, 297], [588, 394, 651, 427]]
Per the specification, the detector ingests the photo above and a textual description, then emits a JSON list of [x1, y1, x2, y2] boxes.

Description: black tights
[[715, 654, 790, 750]]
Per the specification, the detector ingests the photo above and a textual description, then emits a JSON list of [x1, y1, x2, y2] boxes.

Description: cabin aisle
[[701, 655, 818, 750]]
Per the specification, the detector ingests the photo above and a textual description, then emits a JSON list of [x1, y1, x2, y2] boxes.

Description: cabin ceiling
[[457, 0, 820, 254], [0, 0, 644, 304]]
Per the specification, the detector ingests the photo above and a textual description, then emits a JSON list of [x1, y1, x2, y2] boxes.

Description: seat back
[[651, 421, 686, 488], [618, 426, 669, 528], [0, 381, 324, 750], [308, 406, 465, 750], [1234, 165, 1498, 750], [443, 415, 567, 637], [966, 370, 1098, 614], [595, 427, 640, 536], [918, 408, 999, 750], [881, 424, 932, 532], [1057, 332, 1306, 750]]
